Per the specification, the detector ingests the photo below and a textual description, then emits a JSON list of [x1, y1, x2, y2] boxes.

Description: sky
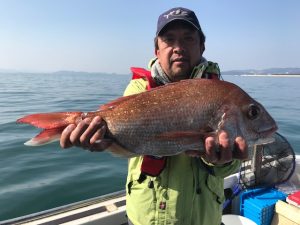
[[0, 0, 299, 74]]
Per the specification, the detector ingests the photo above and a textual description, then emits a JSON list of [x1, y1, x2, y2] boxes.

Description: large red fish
[[17, 79, 277, 157]]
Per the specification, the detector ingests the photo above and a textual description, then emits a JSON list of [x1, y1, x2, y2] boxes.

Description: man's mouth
[[172, 57, 188, 63]]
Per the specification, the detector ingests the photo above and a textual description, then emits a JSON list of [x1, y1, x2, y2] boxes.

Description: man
[[60, 7, 247, 225]]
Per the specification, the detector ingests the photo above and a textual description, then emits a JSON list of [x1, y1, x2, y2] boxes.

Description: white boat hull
[[2, 155, 300, 225]]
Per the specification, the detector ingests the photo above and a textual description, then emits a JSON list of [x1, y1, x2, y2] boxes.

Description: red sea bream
[[17, 79, 277, 157]]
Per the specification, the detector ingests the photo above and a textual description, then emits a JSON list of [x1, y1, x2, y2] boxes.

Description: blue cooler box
[[240, 188, 287, 225]]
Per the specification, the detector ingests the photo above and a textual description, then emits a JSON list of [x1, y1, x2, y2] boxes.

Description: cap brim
[[156, 18, 200, 36]]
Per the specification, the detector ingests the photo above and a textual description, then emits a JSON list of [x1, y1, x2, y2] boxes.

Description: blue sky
[[0, 0, 299, 74]]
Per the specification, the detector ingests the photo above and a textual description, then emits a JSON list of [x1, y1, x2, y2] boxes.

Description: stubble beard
[[168, 65, 192, 82]]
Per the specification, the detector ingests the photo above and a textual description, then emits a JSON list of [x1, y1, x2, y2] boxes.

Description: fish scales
[[99, 81, 213, 154]]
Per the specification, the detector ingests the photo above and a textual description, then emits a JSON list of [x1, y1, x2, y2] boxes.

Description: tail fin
[[17, 112, 83, 146], [24, 127, 65, 146], [17, 112, 82, 129]]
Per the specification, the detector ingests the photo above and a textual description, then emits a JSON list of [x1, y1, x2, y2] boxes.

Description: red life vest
[[131, 67, 158, 89], [130, 67, 166, 176], [130, 67, 220, 177]]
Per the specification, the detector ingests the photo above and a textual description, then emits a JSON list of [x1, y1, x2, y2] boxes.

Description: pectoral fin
[[156, 131, 204, 140], [155, 128, 215, 142]]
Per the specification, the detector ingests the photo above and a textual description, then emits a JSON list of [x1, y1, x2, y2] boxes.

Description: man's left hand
[[203, 131, 248, 165]]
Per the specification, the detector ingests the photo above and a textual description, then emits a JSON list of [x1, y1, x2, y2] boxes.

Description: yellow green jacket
[[124, 64, 240, 225]]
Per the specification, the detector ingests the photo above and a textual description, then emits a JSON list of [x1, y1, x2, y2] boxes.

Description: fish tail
[[24, 127, 65, 146], [17, 112, 83, 129], [17, 112, 83, 146]]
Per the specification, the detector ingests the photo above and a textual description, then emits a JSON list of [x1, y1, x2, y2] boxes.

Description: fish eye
[[247, 104, 260, 120]]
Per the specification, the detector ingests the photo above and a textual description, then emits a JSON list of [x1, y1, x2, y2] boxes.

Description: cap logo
[[163, 9, 188, 19]]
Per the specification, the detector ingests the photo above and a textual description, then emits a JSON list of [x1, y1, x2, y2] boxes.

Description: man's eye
[[184, 36, 194, 42], [163, 37, 174, 43]]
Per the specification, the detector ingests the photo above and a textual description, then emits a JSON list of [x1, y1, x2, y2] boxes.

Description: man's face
[[155, 22, 204, 82]]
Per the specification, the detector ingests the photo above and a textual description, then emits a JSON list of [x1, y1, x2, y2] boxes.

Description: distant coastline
[[1, 67, 300, 77], [222, 68, 300, 76], [239, 74, 300, 77]]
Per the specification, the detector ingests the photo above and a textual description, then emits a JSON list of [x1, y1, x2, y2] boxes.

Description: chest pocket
[[206, 174, 225, 204]]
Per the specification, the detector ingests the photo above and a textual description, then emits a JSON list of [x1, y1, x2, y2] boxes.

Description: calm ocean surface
[[0, 73, 299, 221]]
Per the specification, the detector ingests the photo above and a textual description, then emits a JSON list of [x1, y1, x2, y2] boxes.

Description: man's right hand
[[60, 116, 112, 151]]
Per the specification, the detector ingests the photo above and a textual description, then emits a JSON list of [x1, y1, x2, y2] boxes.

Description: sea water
[[0, 73, 299, 220]]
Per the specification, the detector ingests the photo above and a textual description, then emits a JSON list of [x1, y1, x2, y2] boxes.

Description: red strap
[[141, 156, 167, 176], [130, 67, 158, 90], [130, 67, 166, 177], [209, 73, 220, 80]]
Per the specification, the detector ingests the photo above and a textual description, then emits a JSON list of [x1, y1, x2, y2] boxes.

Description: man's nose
[[173, 39, 186, 53]]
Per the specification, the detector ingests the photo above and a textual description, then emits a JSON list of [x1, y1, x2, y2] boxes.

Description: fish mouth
[[258, 125, 278, 138], [250, 125, 278, 145]]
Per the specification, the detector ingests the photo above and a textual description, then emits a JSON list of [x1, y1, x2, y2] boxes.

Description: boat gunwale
[[0, 190, 126, 225]]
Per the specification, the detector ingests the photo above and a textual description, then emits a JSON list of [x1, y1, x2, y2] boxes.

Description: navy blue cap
[[156, 7, 201, 36]]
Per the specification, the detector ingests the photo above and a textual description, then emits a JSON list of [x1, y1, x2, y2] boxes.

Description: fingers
[[233, 136, 248, 160], [70, 118, 92, 147], [60, 116, 112, 152], [90, 139, 113, 152], [218, 131, 233, 164], [60, 124, 76, 149], [78, 116, 106, 148], [90, 124, 107, 144], [204, 137, 218, 163], [203, 131, 248, 165]]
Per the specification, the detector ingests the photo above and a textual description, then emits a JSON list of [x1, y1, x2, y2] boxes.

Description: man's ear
[[155, 48, 160, 57], [200, 43, 205, 55]]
